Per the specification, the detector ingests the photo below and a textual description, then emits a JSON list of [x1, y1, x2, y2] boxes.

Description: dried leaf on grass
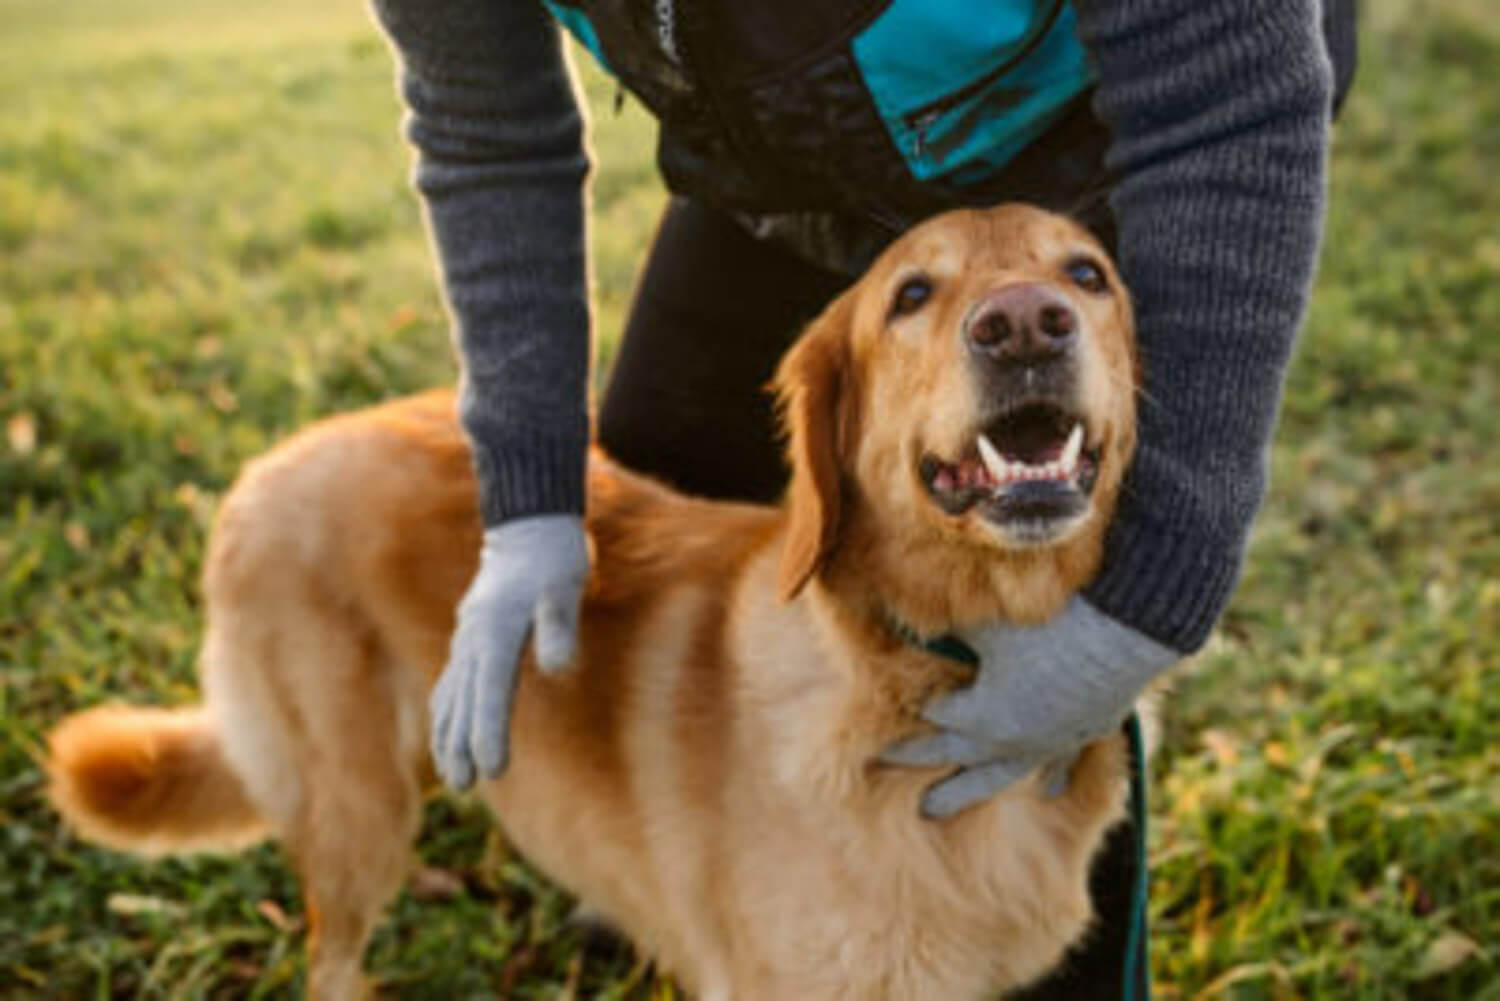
[[106, 893, 187, 919], [408, 864, 467, 901], [1414, 930, 1482, 980], [255, 898, 302, 933], [6, 413, 36, 455]]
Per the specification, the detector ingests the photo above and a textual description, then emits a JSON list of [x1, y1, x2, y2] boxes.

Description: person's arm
[[888, 0, 1334, 816], [374, 0, 591, 522], [372, 0, 594, 788], [1078, 0, 1333, 649]]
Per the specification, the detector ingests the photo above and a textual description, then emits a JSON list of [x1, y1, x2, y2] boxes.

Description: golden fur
[[48, 205, 1140, 1000]]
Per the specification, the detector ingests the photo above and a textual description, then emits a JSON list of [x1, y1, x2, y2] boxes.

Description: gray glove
[[881, 596, 1177, 818], [430, 514, 589, 789]]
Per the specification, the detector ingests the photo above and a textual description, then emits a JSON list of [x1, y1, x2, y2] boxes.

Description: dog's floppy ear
[[774, 292, 857, 602]]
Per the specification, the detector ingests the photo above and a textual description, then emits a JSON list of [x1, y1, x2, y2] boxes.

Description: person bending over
[[371, 1, 1356, 994]]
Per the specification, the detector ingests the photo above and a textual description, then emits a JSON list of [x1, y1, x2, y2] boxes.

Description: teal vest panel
[[851, 0, 1095, 183]]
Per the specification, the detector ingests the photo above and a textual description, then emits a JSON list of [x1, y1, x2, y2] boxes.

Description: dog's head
[[775, 205, 1138, 627]]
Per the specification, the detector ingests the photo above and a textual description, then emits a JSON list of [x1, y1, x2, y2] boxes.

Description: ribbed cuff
[[1084, 499, 1246, 655], [467, 422, 588, 527]]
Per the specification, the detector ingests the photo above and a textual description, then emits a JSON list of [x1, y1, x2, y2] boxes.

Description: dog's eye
[[1065, 257, 1109, 295], [891, 275, 933, 318]]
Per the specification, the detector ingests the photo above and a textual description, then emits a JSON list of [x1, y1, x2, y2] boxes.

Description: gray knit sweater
[[371, 0, 1334, 654]]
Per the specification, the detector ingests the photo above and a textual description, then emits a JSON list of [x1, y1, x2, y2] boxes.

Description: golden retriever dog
[[47, 203, 1140, 1000]]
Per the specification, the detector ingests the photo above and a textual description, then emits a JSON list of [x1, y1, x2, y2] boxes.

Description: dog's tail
[[46, 705, 266, 856]]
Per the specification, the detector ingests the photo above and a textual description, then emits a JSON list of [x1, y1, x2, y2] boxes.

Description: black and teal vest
[[542, 0, 1357, 273], [542, 0, 1114, 271]]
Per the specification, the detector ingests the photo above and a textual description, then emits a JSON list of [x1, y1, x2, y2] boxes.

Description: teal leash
[[1122, 712, 1151, 1001], [897, 625, 1152, 1001]]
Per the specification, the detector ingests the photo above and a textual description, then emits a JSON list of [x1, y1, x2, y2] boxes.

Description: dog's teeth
[[977, 433, 1007, 482], [1061, 424, 1084, 473]]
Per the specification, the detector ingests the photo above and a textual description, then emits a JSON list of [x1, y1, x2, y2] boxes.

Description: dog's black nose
[[965, 284, 1078, 365]]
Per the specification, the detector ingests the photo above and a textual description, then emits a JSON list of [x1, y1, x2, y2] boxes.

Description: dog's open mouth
[[919, 402, 1101, 533]]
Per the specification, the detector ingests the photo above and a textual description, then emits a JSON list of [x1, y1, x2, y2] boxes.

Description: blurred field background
[[1, 0, 1497, 997]]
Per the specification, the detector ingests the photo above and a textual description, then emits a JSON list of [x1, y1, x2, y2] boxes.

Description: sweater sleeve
[[372, 0, 592, 525], [1073, 0, 1334, 652]]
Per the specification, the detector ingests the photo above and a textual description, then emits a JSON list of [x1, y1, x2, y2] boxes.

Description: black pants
[[599, 198, 1145, 1000]]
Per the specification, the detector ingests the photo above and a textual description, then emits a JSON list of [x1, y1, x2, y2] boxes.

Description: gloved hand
[[430, 514, 590, 789], [881, 596, 1177, 818]]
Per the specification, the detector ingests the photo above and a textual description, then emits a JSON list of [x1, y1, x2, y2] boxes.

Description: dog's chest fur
[[485, 540, 1128, 1001]]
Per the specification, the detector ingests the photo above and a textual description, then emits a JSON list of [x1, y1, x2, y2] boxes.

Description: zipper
[[652, 0, 681, 65], [903, 0, 1066, 159]]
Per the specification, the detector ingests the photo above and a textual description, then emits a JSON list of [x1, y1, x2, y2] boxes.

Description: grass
[[0, 0, 1496, 997]]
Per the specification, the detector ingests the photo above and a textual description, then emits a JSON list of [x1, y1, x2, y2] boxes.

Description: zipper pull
[[614, 84, 626, 115], [910, 110, 939, 161]]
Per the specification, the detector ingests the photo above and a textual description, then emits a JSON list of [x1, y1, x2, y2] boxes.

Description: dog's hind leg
[[295, 626, 424, 1001], [204, 585, 426, 1001], [281, 636, 423, 1001], [194, 411, 447, 999], [290, 767, 417, 1001]]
